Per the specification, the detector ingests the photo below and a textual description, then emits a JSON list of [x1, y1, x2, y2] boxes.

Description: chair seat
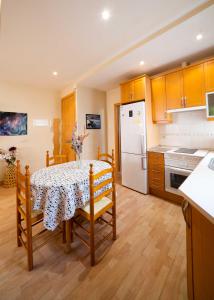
[[80, 197, 113, 220], [31, 209, 43, 223], [21, 205, 43, 223]]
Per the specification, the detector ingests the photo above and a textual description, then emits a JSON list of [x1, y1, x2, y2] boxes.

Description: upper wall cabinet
[[133, 77, 145, 101], [204, 60, 214, 92], [183, 64, 205, 108], [151, 77, 171, 123], [120, 81, 133, 103], [120, 77, 145, 103], [164, 63, 205, 111], [166, 71, 183, 110]]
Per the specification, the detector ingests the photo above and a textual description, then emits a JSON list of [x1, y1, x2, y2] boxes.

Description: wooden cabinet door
[[204, 60, 214, 92], [120, 82, 133, 103], [191, 206, 214, 300], [61, 93, 76, 161], [151, 76, 169, 123], [133, 77, 145, 101], [185, 203, 194, 300], [183, 64, 205, 107], [166, 71, 183, 110]]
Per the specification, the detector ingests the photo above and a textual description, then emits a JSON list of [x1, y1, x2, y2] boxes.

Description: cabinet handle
[[182, 200, 190, 228], [184, 96, 187, 107], [181, 97, 184, 107]]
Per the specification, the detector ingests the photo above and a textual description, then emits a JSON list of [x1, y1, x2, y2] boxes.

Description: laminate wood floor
[[0, 185, 187, 300]]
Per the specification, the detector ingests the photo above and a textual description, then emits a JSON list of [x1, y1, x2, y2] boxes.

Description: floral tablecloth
[[31, 160, 112, 230]]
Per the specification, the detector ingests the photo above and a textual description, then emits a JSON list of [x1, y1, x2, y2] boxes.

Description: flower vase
[[76, 153, 82, 168], [3, 164, 16, 188]]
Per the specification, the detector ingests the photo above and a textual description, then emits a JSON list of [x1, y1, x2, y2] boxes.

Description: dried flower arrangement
[[70, 124, 89, 160], [0, 147, 17, 165]]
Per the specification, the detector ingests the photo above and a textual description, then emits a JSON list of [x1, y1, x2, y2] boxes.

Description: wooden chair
[[16, 160, 64, 271], [73, 163, 116, 266], [97, 146, 114, 166], [46, 150, 68, 167]]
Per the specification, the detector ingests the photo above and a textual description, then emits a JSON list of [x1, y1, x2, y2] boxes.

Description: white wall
[[0, 82, 60, 181], [106, 87, 120, 152], [159, 110, 214, 149], [76, 87, 107, 159]]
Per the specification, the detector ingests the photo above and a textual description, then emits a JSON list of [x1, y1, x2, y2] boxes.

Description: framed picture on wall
[[86, 114, 101, 129], [0, 111, 28, 136]]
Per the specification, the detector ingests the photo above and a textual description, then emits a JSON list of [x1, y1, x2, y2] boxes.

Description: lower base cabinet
[[183, 201, 214, 300], [148, 151, 183, 205]]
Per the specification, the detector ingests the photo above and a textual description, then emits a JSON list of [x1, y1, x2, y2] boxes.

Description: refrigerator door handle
[[141, 157, 147, 170], [140, 134, 146, 155]]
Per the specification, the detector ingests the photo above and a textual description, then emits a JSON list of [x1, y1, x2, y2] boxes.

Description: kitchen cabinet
[[120, 81, 133, 103], [183, 64, 205, 107], [148, 151, 183, 204], [204, 60, 214, 92], [166, 71, 183, 110], [151, 77, 171, 123], [148, 152, 165, 191], [133, 77, 145, 101], [183, 201, 214, 300], [165, 64, 205, 110], [120, 77, 145, 103]]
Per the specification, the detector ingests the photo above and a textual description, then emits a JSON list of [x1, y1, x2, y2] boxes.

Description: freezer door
[[120, 102, 146, 155], [121, 153, 148, 194]]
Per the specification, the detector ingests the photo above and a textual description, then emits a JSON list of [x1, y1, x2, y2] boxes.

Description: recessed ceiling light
[[140, 61, 145, 66], [102, 10, 111, 20], [52, 71, 58, 76], [196, 33, 203, 41]]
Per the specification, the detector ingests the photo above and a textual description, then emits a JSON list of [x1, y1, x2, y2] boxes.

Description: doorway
[[61, 92, 76, 161], [114, 103, 121, 181]]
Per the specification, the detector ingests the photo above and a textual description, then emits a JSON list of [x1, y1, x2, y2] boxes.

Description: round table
[[31, 160, 112, 231]]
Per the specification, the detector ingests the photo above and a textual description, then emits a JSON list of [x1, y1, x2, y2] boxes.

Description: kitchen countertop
[[148, 146, 176, 153], [179, 152, 214, 224], [148, 146, 208, 157]]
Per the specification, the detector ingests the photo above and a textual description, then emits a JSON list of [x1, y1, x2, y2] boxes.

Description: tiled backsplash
[[159, 110, 214, 149]]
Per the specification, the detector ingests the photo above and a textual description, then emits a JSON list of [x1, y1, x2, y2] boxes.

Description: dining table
[[30, 159, 112, 251]]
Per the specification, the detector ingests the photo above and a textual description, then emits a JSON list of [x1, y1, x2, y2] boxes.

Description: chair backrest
[[46, 151, 68, 167], [16, 160, 32, 226], [89, 163, 116, 217], [97, 147, 115, 166]]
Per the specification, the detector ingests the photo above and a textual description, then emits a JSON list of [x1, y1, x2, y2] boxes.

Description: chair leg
[[112, 206, 117, 241], [70, 219, 74, 243], [16, 211, 22, 247], [90, 219, 95, 266], [26, 230, 33, 271], [62, 221, 66, 244], [65, 220, 72, 253]]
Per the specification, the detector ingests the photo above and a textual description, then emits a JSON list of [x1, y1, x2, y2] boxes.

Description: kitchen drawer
[[148, 152, 164, 166], [149, 171, 164, 189], [149, 169, 163, 179]]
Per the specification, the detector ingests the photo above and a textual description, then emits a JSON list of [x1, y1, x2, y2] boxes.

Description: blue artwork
[[0, 111, 27, 136]]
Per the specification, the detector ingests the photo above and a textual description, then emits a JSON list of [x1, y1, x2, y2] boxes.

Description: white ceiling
[[81, 3, 214, 91], [0, 0, 213, 91]]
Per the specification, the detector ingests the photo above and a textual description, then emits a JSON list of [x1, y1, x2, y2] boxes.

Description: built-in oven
[[165, 166, 192, 196]]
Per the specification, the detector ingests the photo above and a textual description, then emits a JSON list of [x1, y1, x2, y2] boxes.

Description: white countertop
[[179, 152, 214, 224]]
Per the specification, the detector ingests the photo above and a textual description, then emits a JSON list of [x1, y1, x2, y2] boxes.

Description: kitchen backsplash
[[159, 110, 214, 149]]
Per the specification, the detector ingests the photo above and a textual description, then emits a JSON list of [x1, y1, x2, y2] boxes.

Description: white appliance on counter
[[164, 148, 208, 196], [120, 101, 148, 194]]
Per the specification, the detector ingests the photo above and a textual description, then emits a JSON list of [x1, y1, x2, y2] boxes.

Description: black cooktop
[[174, 148, 197, 154]]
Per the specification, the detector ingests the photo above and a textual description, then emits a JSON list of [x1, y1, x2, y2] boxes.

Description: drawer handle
[[182, 200, 190, 228]]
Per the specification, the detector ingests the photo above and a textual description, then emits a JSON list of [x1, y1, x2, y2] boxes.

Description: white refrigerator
[[120, 101, 148, 194]]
